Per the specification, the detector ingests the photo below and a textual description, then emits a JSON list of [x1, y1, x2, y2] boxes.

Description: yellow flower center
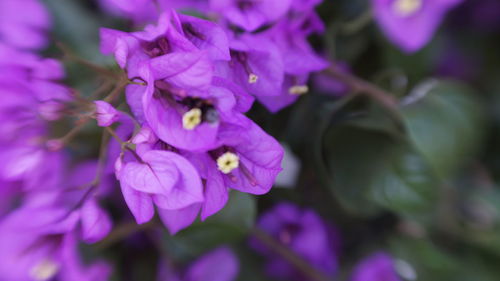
[[392, 0, 422, 17], [182, 108, 202, 130], [289, 85, 309, 95], [217, 152, 240, 174], [248, 73, 259, 84], [30, 259, 60, 281]]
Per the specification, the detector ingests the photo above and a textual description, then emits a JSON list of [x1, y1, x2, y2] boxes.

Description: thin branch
[[251, 227, 334, 281], [57, 42, 119, 79], [325, 64, 404, 126]]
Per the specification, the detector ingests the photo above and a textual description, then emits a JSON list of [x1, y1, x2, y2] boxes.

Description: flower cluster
[[98, 0, 333, 233], [372, 0, 463, 52], [101, 0, 328, 112], [0, 1, 113, 280], [252, 202, 404, 281], [0, 0, 469, 279], [250, 202, 340, 281]]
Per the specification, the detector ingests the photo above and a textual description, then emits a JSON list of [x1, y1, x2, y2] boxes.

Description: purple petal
[[120, 181, 155, 224], [151, 151, 204, 210], [148, 51, 213, 91], [185, 246, 239, 281], [94, 100, 120, 127], [121, 150, 180, 194], [158, 203, 201, 234], [80, 199, 112, 243]]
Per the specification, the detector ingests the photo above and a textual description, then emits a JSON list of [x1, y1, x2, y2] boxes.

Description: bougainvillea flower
[[215, 34, 284, 98], [250, 202, 340, 280], [99, 0, 160, 23], [350, 252, 402, 281], [0, 0, 51, 50], [207, 118, 284, 195], [177, 14, 231, 61], [257, 74, 309, 113], [158, 246, 239, 281], [94, 100, 120, 127], [0, 206, 110, 281], [209, 0, 292, 32], [117, 149, 204, 227], [139, 74, 250, 152], [100, 11, 212, 87], [372, 0, 464, 53], [0, 45, 70, 187]]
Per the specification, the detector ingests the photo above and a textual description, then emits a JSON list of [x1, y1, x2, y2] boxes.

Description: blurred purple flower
[[372, 0, 463, 53], [0, 206, 111, 281], [350, 252, 402, 281], [158, 246, 239, 281], [209, 0, 292, 32], [0, 0, 51, 50], [250, 202, 340, 281], [94, 100, 120, 127], [313, 62, 351, 97]]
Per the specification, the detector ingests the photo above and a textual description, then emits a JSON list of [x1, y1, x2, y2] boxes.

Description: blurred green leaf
[[401, 81, 485, 179], [390, 236, 500, 281], [323, 124, 439, 217]]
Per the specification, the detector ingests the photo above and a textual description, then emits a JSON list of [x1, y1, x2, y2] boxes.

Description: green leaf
[[401, 81, 485, 179], [322, 124, 439, 216]]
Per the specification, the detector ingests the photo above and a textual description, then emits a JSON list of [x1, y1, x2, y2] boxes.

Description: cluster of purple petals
[[157, 246, 239, 281], [0, 1, 113, 280], [372, 0, 463, 53], [98, 0, 337, 234], [250, 202, 340, 280], [100, 0, 328, 112], [252, 202, 403, 281]]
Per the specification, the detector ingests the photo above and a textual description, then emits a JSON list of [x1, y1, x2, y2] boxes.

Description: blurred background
[[31, 0, 500, 280]]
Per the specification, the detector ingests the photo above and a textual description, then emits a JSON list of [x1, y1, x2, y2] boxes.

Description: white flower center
[[392, 0, 422, 17], [248, 73, 259, 84], [289, 85, 309, 95], [30, 259, 60, 281], [182, 108, 202, 130], [217, 152, 240, 174]]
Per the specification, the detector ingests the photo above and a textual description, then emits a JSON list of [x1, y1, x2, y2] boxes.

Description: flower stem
[[57, 42, 119, 79], [325, 64, 404, 127]]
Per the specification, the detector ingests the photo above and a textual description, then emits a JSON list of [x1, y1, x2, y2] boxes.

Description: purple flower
[[139, 73, 250, 152], [215, 34, 285, 99], [206, 118, 284, 195], [250, 202, 340, 281], [313, 62, 351, 97], [94, 100, 120, 127], [0, 0, 51, 50], [100, 11, 212, 87], [210, 0, 292, 32], [350, 252, 402, 281], [372, 0, 463, 53], [99, 0, 161, 23], [0, 44, 70, 186], [0, 206, 111, 281], [117, 148, 204, 231], [158, 246, 239, 281]]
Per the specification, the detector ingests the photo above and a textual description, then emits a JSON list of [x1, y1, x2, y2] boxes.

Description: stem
[[325, 64, 404, 126], [57, 42, 118, 79], [105, 126, 126, 146], [55, 116, 92, 145], [103, 76, 129, 103], [340, 8, 373, 35], [251, 227, 333, 281]]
